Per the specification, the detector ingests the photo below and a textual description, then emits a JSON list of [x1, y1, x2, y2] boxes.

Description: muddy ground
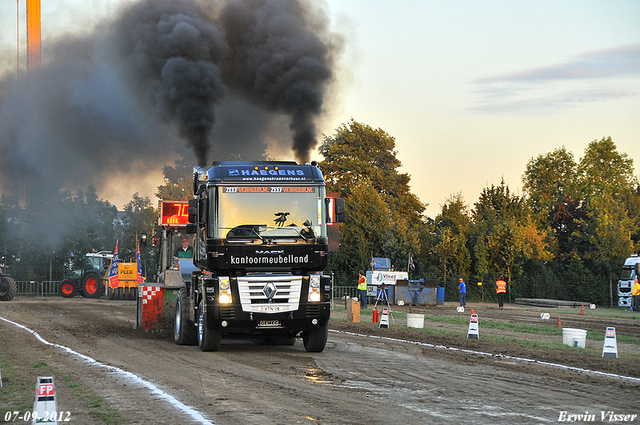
[[1, 297, 639, 424]]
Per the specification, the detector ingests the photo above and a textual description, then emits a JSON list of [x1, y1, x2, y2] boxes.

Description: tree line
[[1, 119, 638, 305], [320, 120, 640, 306]]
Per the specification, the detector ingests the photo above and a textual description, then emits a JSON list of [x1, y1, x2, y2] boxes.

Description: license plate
[[257, 305, 283, 312], [258, 320, 281, 328]]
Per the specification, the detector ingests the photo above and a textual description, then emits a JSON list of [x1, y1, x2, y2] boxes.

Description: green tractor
[[58, 251, 112, 298]]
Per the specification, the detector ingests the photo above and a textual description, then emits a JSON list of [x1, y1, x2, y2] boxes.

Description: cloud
[[477, 44, 640, 84], [470, 44, 640, 115]]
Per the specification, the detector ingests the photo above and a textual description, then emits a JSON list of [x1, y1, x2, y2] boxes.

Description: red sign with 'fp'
[[38, 384, 54, 397]]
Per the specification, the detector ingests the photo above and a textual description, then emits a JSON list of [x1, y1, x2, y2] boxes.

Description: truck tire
[[58, 278, 77, 298], [107, 286, 114, 300], [82, 271, 104, 298], [198, 299, 221, 351], [174, 288, 196, 345], [303, 321, 328, 352], [129, 287, 138, 300], [0, 276, 17, 301], [115, 287, 124, 300]]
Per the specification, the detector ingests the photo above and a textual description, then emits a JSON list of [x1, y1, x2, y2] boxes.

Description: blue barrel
[[436, 286, 445, 305]]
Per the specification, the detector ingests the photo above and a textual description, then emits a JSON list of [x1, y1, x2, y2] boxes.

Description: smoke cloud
[[0, 0, 341, 203]]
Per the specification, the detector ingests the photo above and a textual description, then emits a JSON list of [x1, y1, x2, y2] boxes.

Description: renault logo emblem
[[263, 282, 277, 301]]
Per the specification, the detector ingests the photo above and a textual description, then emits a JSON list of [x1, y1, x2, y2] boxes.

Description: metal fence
[[333, 285, 359, 300], [15, 281, 60, 297]]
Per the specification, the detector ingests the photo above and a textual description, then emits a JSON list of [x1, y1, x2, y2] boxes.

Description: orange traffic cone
[[471, 308, 475, 315], [557, 317, 562, 328], [580, 305, 584, 315]]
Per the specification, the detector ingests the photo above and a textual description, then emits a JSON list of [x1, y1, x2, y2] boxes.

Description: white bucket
[[562, 328, 587, 348], [406, 313, 424, 329]]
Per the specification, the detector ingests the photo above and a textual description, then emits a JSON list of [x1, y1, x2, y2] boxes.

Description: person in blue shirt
[[458, 278, 467, 307]]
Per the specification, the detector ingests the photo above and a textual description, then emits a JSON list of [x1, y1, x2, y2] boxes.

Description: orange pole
[[26, 0, 40, 71], [17, 0, 20, 79]]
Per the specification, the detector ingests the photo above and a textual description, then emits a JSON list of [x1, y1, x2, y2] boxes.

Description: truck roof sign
[[160, 201, 189, 226], [197, 162, 325, 184]]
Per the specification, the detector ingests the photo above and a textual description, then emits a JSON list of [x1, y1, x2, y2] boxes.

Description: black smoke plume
[[0, 0, 340, 251], [0, 0, 340, 199]]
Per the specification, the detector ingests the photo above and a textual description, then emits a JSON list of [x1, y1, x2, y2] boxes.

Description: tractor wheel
[[303, 320, 329, 352], [129, 287, 138, 300], [82, 271, 104, 298], [107, 286, 114, 300], [114, 287, 124, 300], [198, 299, 221, 351], [123, 287, 130, 300], [174, 288, 197, 345], [58, 278, 77, 298], [0, 276, 18, 301]]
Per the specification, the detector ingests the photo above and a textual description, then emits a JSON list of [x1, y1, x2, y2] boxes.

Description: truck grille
[[220, 306, 235, 320], [306, 304, 320, 318], [237, 275, 302, 314]]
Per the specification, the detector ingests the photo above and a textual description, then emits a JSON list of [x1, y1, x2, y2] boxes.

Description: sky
[[0, 0, 639, 218]]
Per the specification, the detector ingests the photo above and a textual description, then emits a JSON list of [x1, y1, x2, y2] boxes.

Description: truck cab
[[174, 161, 344, 352], [618, 254, 640, 308]]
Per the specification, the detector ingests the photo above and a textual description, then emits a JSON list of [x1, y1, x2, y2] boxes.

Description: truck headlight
[[308, 275, 321, 302], [219, 277, 232, 304]]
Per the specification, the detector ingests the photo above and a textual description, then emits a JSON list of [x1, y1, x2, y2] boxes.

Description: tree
[[433, 193, 472, 282], [576, 193, 634, 271], [156, 158, 195, 202], [576, 137, 636, 202], [471, 180, 551, 298], [562, 137, 638, 270], [522, 147, 577, 222], [318, 119, 426, 275], [319, 119, 425, 222], [116, 193, 157, 266], [329, 180, 390, 276]]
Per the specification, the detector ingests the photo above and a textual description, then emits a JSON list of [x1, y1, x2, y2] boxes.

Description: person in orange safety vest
[[496, 276, 507, 310]]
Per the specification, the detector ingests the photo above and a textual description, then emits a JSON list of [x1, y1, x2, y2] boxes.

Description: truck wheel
[[129, 287, 137, 300], [198, 299, 221, 351], [0, 276, 18, 301], [303, 321, 328, 352], [107, 286, 114, 300], [174, 288, 196, 345], [82, 271, 104, 298], [58, 278, 77, 298]]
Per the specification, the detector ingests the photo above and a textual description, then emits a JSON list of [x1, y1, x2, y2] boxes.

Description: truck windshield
[[620, 267, 636, 280], [212, 185, 326, 239]]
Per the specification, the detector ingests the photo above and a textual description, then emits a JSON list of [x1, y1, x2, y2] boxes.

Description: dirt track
[[1, 298, 639, 424]]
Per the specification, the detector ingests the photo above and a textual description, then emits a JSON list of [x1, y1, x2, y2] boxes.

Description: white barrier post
[[33, 376, 58, 424], [379, 307, 390, 329], [602, 327, 618, 358], [467, 313, 479, 339]]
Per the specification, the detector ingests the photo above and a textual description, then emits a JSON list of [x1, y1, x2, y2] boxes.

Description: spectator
[[496, 275, 507, 310], [458, 278, 467, 308], [631, 277, 640, 312], [358, 271, 368, 309]]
